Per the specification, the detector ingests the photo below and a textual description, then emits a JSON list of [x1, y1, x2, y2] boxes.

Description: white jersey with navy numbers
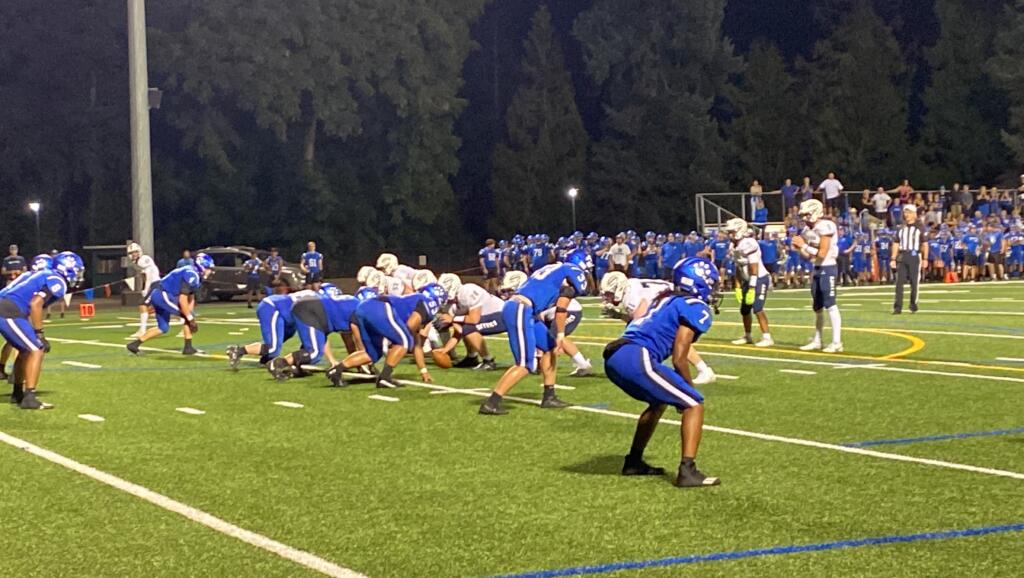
[[734, 237, 769, 278], [804, 220, 839, 266], [622, 279, 673, 318], [449, 283, 505, 318], [133, 254, 161, 291], [539, 298, 583, 322]]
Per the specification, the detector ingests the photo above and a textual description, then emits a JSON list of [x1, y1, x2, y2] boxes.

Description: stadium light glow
[[568, 187, 579, 199], [28, 202, 40, 213]]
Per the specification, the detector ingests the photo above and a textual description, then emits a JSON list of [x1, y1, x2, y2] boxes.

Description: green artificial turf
[[2, 282, 1023, 576]]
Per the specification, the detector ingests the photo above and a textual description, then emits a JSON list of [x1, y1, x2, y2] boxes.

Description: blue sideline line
[[843, 427, 1024, 448], [493, 523, 1024, 578]]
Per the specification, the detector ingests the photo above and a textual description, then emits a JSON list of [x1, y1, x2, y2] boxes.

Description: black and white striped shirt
[[896, 223, 923, 256]]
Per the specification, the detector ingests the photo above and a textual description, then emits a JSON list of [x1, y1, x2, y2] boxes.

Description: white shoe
[[799, 340, 822, 351], [730, 336, 753, 345], [692, 368, 717, 385], [569, 364, 593, 378], [130, 330, 145, 338], [823, 342, 844, 353], [754, 336, 774, 348]]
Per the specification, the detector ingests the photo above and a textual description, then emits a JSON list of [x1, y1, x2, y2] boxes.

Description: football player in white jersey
[[600, 271, 718, 385], [433, 273, 504, 370], [791, 199, 843, 352], [127, 242, 162, 338], [537, 297, 593, 376], [723, 219, 773, 347], [376, 253, 417, 293]]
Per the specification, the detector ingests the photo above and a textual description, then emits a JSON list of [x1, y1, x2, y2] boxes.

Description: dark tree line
[[1, 0, 1022, 271]]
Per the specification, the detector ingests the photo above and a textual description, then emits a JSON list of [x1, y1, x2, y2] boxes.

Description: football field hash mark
[[175, 407, 206, 416], [77, 414, 105, 423], [62, 361, 102, 369], [273, 401, 304, 409], [368, 394, 400, 403], [779, 369, 817, 376]]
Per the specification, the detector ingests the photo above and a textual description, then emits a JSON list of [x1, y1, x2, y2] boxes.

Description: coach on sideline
[[891, 204, 927, 314]]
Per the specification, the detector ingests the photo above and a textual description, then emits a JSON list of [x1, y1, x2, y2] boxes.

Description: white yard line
[[62, 361, 102, 369], [175, 407, 206, 416], [273, 401, 305, 409], [716, 374, 740, 380], [368, 394, 399, 403], [350, 375, 1024, 482], [82, 324, 131, 330], [0, 431, 365, 577], [779, 369, 817, 376], [77, 414, 105, 423], [997, 357, 1024, 363]]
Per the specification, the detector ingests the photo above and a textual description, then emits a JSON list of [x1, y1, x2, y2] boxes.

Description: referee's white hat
[[902, 204, 917, 214]]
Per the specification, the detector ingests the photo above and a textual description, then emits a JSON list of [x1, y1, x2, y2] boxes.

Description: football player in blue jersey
[[243, 253, 262, 308], [1008, 223, 1024, 278], [226, 280, 295, 369], [264, 247, 285, 283], [603, 256, 720, 487], [0, 251, 84, 409], [660, 234, 683, 281], [479, 251, 589, 415], [527, 236, 551, 273], [962, 225, 981, 282], [323, 284, 447, 389], [300, 241, 324, 288], [479, 239, 501, 294], [641, 232, 659, 278], [127, 253, 213, 356], [874, 229, 893, 284]]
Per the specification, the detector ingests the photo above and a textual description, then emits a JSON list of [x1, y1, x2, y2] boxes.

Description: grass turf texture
[[2, 282, 1024, 576]]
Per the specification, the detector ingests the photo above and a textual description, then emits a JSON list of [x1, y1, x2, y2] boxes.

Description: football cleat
[[357, 364, 376, 376], [472, 359, 497, 371], [182, 344, 199, 356], [823, 342, 844, 353], [454, 356, 480, 369], [730, 336, 753, 345], [622, 456, 666, 476], [267, 358, 293, 381], [19, 390, 51, 410], [569, 362, 593, 377], [126, 340, 142, 355], [692, 368, 717, 385], [326, 365, 346, 387], [226, 345, 243, 370], [478, 401, 508, 415], [674, 461, 720, 488], [540, 394, 570, 409], [755, 336, 774, 348], [799, 340, 822, 351], [375, 376, 402, 389]]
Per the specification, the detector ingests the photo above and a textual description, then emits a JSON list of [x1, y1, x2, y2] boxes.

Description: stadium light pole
[[128, 0, 155, 259], [568, 187, 579, 231], [28, 202, 41, 254]]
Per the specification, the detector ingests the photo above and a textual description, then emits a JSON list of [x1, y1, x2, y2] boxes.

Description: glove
[[186, 317, 199, 333], [38, 332, 51, 353]]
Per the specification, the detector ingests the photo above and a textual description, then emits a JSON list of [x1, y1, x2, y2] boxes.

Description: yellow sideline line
[[571, 333, 1024, 375], [708, 321, 926, 360]]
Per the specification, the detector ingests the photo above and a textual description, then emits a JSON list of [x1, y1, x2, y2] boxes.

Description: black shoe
[[478, 401, 508, 415], [19, 390, 50, 410], [9, 384, 23, 404], [909, 307, 918, 314], [247, 304, 254, 309], [375, 377, 403, 389], [226, 345, 243, 371], [454, 356, 480, 369], [891, 310, 901, 315], [267, 358, 293, 381], [622, 456, 666, 476], [674, 461, 720, 488], [540, 394, 570, 409], [326, 364, 347, 387], [182, 345, 198, 356], [472, 359, 497, 371], [127, 340, 142, 355]]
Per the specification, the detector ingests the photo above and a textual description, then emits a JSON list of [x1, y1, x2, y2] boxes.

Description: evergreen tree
[[921, 0, 1009, 184], [574, 0, 742, 232], [491, 4, 587, 236], [988, 0, 1024, 166], [728, 41, 809, 188], [804, 0, 911, 186]]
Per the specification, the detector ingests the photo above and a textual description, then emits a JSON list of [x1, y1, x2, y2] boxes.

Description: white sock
[[571, 352, 590, 368], [828, 306, 842, 344], [695, 360, 709, 372], [814, 310, 824, 343], [139, 312, 149, 332]]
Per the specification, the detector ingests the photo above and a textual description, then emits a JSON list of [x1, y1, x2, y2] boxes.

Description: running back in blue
[[517, 263, 587, 311], [322, 293, 360, 333], [0, 270, 67, 315], [622, 295, 713, 361], [160, 266, 202, 299]]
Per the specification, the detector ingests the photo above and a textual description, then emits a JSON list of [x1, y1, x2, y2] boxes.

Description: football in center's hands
[[431, 350, 453, 369]]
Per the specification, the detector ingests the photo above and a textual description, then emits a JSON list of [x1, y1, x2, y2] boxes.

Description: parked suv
[[195, 246, 304, 302]]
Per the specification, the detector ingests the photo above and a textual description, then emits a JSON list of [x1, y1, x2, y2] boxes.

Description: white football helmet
[[356, 265, 375, 284], [599, 271, 629, 305], [500, 271, 528, 293], [799, 199, 824, 224], [724, 217, 749, 241], [126, 242, 142, 257], [412, 269, 437, 291], [376, 253, 399, 275], [364, 269, 387, 292], [438, 273, 462, 298]]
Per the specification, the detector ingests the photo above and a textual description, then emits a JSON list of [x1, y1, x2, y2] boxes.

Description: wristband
[[555, 307, 568, 314], [420, 367, 429, 375], [557, 332, 566, 340]]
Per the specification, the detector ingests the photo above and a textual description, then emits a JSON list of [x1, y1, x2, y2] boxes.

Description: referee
[[891, 204, 927, 314]]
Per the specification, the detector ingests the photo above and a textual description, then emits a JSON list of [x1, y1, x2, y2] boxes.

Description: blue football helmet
[[355, 286, 380, 302], [193, 252, 214, 275], [419, 283, 448, 319], [32, 254, 54, 272], [319, 282, 342, 297], [54, 251, 85, 287], [563, 248, 592, 270], [673, 257, 719, 304]]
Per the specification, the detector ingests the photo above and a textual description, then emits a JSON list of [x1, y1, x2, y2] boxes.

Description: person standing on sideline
[[748, 179, 764, 217], [300, 241, 324, 288], [242, 253, 262, 308], [264, 247, 284, 284], [891, 205, 927, 314], [818, 172, 844, 217], [479, 239, 500, 294], [780, 178, 799, 218], [2, 245, 27, 286], [127, 242, 161, 337], [176, 249, 194, 269]]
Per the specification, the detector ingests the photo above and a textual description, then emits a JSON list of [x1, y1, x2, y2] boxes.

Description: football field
[[2, 282, 1024, 577]]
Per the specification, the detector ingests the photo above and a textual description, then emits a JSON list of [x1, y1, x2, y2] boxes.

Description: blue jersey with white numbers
[[243, 257, 261, 278], [518, 263, 587, 311], [322, 293, 360, 333], [963, 234, 980, 254], [875, 236, 892, 258], [386, 292, 441, 325], [0, 270, 67, 316], [265, 255, 283, 275], [712, 239, 731, 261], [302, 251, 324, 272], [622, 295, 713, 362], [160, 266, 202, 299], [529, 243, 549, 270], [479, 247, 499, 270]]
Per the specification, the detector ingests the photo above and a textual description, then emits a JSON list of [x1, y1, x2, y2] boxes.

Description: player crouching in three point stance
[[600, 270, 719, 385], [127, 253, 214, 356], [723, 218, 773, 348], [603, 257, 720, 488], [0, 251, 84, 410], [226, 280, 295, 369], [478, 251, 589, 415], [791, 199, 843, 353], [323, 284, 448, 389]]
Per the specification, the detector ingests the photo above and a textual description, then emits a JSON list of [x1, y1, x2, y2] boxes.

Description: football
[[431, 349, 453, 369]]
